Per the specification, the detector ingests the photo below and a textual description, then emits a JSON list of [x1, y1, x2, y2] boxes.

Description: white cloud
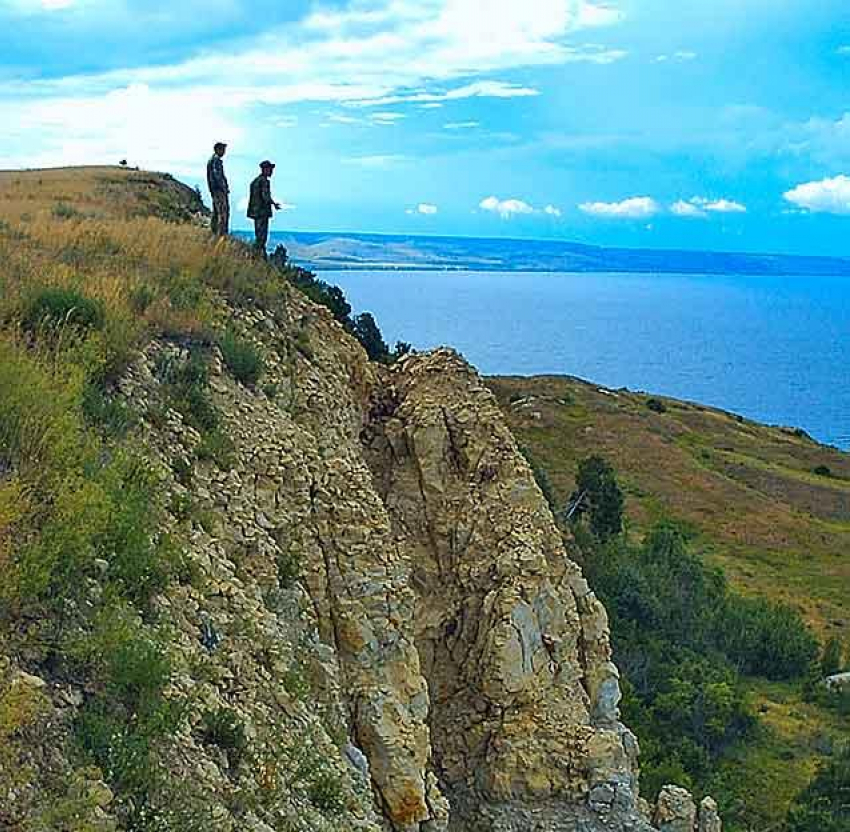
[[344, 154, 408, 168], [0, 0, 627, 170], [370, 111, 406, 124], [579, 196, 659, 218], [655, 50, 697, 63], [671, 199, 707, 218], [3, 0, 78, 11], [348, 80, 542, 109], [407, 203, 438, 215], [784, 112, 850, 168], [783, 175, 850, 215], [671, 197, 746, 217], [544, 204, 562, 217], [444, 121, 480, 130], [698, 197, 746, 213], [480, 196, 535, 218], [325, 113, 360, 124]]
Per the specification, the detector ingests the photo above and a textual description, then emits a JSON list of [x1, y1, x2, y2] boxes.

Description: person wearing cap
[[206, 142, 230, 237], [247, 160, 281, 258]]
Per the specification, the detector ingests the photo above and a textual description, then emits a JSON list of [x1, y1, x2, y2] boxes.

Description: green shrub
[[351, 312, 389, 362], [717, 596, 818, 680], [196, 428, 236, 469], [155, 348, 220, 432], [219, 329, 264, 386], [306, 769, 345, 814], [821, 636, 845, 677], [787, 743, 850, 832], [276, 544, 303, 589], [569, 455, 624, 542], [22, 287, 105, 334], [201, 708, 247, 771], [82, 383, 135, 439], [53, 202, 81, 219], [129, 284, 156, 314], [646, 398, 667, 414], [583, 517, 817, 803], [813, 465, 833, 478]]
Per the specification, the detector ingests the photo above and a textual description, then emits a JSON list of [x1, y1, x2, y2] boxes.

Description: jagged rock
[[654, 786, 697, 831], [824, 671, 850, 692], [698, 797, 722, 832]]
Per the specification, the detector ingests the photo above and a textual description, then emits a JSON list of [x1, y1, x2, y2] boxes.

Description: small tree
[[821, 636, 845, 678], [570, 455, 624, 542], [352, 313, 389, 362]]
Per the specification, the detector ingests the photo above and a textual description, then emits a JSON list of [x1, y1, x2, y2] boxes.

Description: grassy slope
[[0, 165, 205, 222], [487, 375, 850, 830]]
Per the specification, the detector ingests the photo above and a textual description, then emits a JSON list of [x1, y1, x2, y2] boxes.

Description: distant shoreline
[[232, 230, 850, 278]]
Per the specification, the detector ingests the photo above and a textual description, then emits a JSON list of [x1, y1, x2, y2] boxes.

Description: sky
[[1, 0, 849, 255]]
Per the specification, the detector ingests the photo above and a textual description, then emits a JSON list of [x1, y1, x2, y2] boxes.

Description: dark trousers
[[211, 191, 230, 237], [254, 216, 270, 258]]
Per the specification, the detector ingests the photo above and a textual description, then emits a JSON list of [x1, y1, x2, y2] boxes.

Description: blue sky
[[1, 0, 849, 255]]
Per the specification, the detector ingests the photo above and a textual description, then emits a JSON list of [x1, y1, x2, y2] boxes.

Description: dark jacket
[[247, 175, 274, 219], [207, 154, 229, 194]]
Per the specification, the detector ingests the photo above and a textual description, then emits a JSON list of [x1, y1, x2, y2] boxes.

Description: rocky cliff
[[0, 170, 718, 831], [110, 292, 715, 831]]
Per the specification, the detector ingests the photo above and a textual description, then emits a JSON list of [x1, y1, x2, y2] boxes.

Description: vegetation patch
[[22, 286, 105, 335], [219, 328, 264, 386]]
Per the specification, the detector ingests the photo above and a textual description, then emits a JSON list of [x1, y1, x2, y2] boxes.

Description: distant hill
[[262, 230, 850, 276]]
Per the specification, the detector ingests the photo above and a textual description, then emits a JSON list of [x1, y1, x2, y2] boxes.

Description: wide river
[[326, 270, 850, 450]]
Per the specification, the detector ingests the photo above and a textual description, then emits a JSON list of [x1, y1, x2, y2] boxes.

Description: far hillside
[[488, 375, 850, 638], [268, 230, 850, 275]]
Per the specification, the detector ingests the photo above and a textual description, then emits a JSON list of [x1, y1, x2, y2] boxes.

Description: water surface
[[327, 270, 850, 450]]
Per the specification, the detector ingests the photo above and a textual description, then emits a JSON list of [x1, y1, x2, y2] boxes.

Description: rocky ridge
[[4, 278, 720, 832]]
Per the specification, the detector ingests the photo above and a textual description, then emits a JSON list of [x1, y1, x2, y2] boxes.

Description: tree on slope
[[570, 455, 624, 542]]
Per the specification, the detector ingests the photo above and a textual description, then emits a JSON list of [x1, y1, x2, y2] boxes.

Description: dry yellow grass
[[0, 167, 289, 375]]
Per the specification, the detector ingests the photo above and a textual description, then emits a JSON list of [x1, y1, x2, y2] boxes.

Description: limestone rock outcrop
[[4, 273, 719, 831]]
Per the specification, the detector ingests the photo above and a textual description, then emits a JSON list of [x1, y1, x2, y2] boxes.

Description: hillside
[[487, 375, 850, 830], [486, 376, 850, 638], [270, 231, 850, 276], [0, 167, 724, 832]]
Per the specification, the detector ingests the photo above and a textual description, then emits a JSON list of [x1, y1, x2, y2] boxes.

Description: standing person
[[207, 142, 230, 237], [247, 160, 281, 258]]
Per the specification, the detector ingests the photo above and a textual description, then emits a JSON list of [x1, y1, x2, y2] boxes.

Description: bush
[[813, 465, 833, 478], [53, 202, 81, 219], [201, 708, 247, 771], [646, 398, 667, 413], [196, 429, 236, 469], [570, 455, 624, 542], [351, 312, 389, 362], [219, 329, 264, 386], [22, 287, 105, 334], [717, 596, 818, 680], [821, 636, 845, 677], [155, 349, 220, 433], [787, 744, 850, 832], [584, 517, 817, 803], [307, 769, 345, 814], [82, 383, 135, 439]]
